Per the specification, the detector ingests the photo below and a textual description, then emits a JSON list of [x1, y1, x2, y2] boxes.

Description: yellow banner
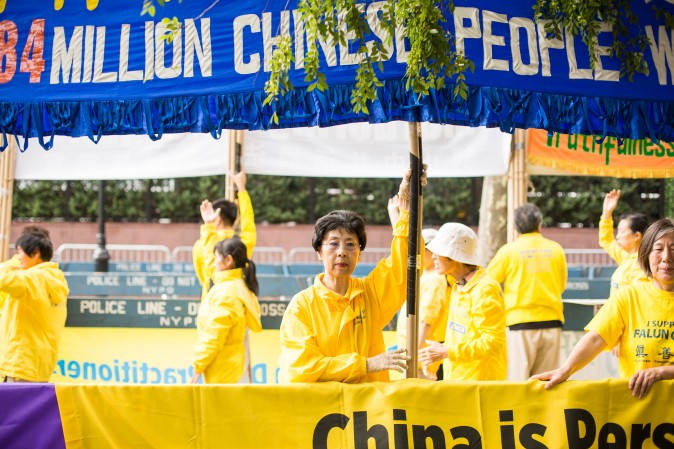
[[527, 129, 674, 178], [52, 328, 403, 384], [55, 379, 674, 449]]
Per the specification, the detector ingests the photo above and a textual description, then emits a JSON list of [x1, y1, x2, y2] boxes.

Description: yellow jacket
[[192, 268, 262, 384], [0, 255, 20, 311], [0, 260, 69, 382], [486, 232, 566, 327], [443, 268, 507, 381], [278, 209, 409, 383], [193, 190, 256, 300], [599, 217, 647, 294]]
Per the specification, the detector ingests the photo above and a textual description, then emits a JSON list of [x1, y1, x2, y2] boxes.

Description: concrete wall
[[10, 221, 602, 253]]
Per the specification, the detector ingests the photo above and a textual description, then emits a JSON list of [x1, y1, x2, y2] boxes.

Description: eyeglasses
[[321, 241, 360, 252]]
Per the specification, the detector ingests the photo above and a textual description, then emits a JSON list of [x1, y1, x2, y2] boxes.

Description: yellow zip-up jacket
[[0, 260, 69, 382], [486, 232, 566, 327], [443, 268, 506, 381], [278, 209, 409, 383], [599, 217, 647, 294], [192, 268, 262, 384], [0, 256, 20, 314], [193, 190, 256, 300]]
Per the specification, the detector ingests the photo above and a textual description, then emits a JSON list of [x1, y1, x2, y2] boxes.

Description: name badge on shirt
[[447, 321, 466, 335]]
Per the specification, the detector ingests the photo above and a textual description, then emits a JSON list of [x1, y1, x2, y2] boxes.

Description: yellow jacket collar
[[313, 274, 364, 301], [458, 267, 485, 293], [212, 268, 244, 284]]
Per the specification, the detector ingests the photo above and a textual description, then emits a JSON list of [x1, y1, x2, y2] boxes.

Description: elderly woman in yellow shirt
[[418, 223, 507, 381], [600, 189, 649, 293], [278, 170, 421, 383], [533, 218, 674, 399]]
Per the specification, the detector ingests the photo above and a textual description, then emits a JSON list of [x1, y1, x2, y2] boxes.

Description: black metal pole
[[93, 180, 109, 272], [405, 122, 423, 378]]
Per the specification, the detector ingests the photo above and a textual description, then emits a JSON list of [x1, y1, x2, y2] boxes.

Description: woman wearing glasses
[[278, 170, 422, 383]]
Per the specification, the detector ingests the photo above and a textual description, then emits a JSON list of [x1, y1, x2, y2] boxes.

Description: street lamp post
[[93, 180, 109, 272]]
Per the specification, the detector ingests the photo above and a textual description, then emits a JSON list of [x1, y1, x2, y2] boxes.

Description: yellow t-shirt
[[586, 281, 674, 379], [486, 232, 566, 327], [443, 268, 507, 381]]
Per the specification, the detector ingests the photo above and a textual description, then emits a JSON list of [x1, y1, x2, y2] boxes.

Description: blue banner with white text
[[0, 0, 673, 145]]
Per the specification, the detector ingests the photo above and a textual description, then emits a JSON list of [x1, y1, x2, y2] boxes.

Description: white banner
[[16, 133, 230, 180], [245, 122, 511, 178], [16, 123, 511, 180]]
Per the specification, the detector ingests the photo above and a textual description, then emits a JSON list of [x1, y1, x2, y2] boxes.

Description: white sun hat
[[425, 222, 480, 266], [421, 228, 438, 245]]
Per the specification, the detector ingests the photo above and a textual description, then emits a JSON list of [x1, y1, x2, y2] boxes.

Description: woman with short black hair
[[278, 170, 422, 383], [0, 226, 69, 383]]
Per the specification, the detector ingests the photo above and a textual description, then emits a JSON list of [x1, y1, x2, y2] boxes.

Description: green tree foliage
[[264, 0, 473, 119], [261, 0, 666, 120], [153, 177, 225, 222], [247, 176, 308, 223], [533, 0, 655, 81], [106, 181, 146, 222], [12, 176, 664, 227], [665, 179, 674, 219], [13, 181, 65, 220], [529, 176, 663, 227], [66, 182, 100, 221]]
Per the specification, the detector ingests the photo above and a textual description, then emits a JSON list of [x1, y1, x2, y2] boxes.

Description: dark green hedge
[[11, 176, 667, 227]]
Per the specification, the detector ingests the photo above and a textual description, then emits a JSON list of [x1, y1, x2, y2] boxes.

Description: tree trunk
[[477, 175, 508, 267]]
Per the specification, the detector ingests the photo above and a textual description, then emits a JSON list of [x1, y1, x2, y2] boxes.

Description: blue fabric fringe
[[1, 79, 672, 150]]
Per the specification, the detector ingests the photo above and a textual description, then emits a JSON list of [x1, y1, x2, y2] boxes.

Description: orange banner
[[527, 129, 674, 178]]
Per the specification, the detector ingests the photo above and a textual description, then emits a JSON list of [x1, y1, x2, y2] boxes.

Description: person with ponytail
[[190, 237, 262, 384]]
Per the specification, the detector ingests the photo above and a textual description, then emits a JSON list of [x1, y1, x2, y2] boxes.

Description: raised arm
[[193, 200, 219, 285], [198, 200, 221, 285], [233, 171, 256, 259], [0, 269, 29, 300], [371, 168, 428, 325], [599, 189, 626, 263]]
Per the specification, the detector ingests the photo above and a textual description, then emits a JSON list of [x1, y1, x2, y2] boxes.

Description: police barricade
[[64, 272, 310, 299], [66, 297, 289, 330], [55, 273, 617, 385], [63, 272, 311, 330], [562, 278, 610, 331], [60, 271, 305, 385], [60, 261, 195, 273]]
